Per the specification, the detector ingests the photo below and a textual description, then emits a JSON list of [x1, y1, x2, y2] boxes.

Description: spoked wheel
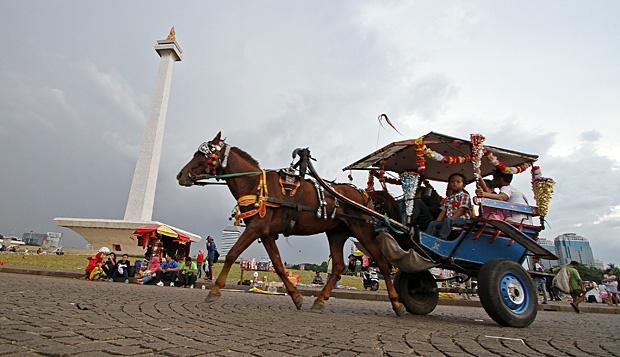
[[394, 270, 438, 315], [478, 259, 538, 328], [370, 281, 379, 291]]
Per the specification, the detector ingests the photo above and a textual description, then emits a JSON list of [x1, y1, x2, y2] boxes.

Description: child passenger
[[426, 173, 472, 239]]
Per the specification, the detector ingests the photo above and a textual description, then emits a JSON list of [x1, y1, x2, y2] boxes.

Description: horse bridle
[[197, 140, 231, 176]]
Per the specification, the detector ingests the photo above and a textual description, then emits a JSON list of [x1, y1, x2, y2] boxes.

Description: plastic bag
[[117, 264, 127, 274], [552, 264, 571, 293]]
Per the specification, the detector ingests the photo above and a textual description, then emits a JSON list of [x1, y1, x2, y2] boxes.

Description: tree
[[606, 263, 620, 276], [575, 265, 603, 284]]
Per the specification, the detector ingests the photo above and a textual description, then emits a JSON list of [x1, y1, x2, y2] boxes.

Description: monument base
[[54, 218, 202, 256]]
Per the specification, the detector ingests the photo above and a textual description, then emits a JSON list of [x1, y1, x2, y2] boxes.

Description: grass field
[[0, 252, 384, 290]]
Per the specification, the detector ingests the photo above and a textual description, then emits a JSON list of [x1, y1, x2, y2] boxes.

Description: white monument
[[55, 28, 201, 255]]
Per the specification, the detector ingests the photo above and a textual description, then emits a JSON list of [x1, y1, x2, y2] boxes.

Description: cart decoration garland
[[414, 135, 532, 175], [484, 151, 531, 174], [470, 134, 485, 181], [415, 137, 427, 174], [531, 166, 555, 218], [400, 172, 420, 219]]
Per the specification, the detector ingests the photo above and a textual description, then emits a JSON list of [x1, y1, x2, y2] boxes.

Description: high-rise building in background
[[21, 232, 62, 248], [536, 238, 559, 269], [219, 225, 245, 258], [594, 259, 605, 270], [554, 233, 595, 267]]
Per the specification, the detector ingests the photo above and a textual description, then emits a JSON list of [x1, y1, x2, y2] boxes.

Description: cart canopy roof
[[343, 132, 538, 183]]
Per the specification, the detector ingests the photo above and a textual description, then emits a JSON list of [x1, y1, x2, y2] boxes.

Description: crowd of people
[[531, 258, 619, 313], [84, 236, 219, 288]]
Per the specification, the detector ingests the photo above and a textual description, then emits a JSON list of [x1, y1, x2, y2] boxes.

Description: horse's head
[[177, 131, 229, 186]]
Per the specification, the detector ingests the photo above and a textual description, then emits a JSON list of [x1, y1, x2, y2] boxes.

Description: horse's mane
[[231, 146, 260, 167]]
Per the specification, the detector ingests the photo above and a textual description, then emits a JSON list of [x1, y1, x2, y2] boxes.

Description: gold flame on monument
[[166, 26, 176, 41]]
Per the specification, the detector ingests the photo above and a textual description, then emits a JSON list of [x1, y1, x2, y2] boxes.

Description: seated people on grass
[[135, 264, 148, 284], [476, 169, 532, 225], [110, 254, 131, 283], [85, 250, 106, 279], [312, 271, 324, 285], [178, 256, 198, 288], [156, 255, 180, 287], [140, 256, 161, 285], [102, 252, 117, 278], [89, 261, 107, 281], [426, 173, 472, 239]]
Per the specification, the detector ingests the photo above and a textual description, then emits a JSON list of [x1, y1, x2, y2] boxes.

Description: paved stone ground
[[1, 272, 619, 356]]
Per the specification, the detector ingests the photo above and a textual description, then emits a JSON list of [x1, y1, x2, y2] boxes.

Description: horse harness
[[233, 169, 344, 230], [196, 140, 371, 229]]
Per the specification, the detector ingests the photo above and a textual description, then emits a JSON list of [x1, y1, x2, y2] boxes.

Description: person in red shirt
[[85, 250, 106, 279], [196, 250, 205, 279]]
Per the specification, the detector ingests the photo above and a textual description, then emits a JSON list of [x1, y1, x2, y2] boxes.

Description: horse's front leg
[[206, 228, 259, 303], [312, 230, 347, 311], [261, 236, 304, 310]]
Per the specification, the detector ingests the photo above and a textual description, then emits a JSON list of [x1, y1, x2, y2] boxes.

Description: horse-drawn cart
[[177, 131, 557, 328], [303, 132, 557, 327]]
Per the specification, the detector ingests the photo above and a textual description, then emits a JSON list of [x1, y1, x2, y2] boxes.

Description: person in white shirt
[[476, 169, 532, 225], [602, 269, 619, 306]]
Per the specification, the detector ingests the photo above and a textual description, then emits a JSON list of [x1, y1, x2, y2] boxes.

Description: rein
[[194, 171, 261, 182]]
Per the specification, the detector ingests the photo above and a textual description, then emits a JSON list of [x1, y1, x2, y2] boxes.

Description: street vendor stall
[[132, 224, 198, 259]]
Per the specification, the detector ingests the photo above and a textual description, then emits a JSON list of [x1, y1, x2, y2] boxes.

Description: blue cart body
[[417, 199, 555, 273]]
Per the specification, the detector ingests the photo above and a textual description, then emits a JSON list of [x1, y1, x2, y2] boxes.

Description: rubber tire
[[394, 270, 438, 315], [370, 281, 379, 291], [478, 259, 538, 328]]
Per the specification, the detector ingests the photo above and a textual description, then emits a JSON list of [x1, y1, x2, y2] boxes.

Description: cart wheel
[[394, 270, 438, 315], [370, 281, 379, 291], [478, 259, 537, 328]]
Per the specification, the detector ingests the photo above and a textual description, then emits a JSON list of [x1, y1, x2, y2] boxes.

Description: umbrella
[[132, 224, 191, 245]]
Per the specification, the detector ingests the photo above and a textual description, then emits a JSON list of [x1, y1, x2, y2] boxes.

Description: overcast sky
[[1, 1, 619, 264]]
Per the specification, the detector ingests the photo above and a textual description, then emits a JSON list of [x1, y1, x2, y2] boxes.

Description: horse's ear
[[213, 131, 222, 143]]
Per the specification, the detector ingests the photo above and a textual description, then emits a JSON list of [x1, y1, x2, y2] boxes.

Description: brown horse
[[177, 132, 405, 316]]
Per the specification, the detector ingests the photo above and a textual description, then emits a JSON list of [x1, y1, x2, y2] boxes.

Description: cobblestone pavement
[[1, 273, 619, 356]]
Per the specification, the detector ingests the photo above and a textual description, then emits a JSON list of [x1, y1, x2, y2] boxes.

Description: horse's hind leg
[[312, 230, 347, 311], [261, 236, 304, 310], [349, 226, 405, 317], [206, 228, 259, 303]]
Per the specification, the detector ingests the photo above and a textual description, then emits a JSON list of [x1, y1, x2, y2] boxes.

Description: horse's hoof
[[393, 302, 406, 317], [293, 295, 303, 310], [205, 291, 221, 303], [311, 300, 325, 312]]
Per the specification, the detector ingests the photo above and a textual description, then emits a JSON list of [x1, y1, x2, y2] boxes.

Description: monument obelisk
[[55, 28, 201, 254], [125, 27, 182, 221]]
